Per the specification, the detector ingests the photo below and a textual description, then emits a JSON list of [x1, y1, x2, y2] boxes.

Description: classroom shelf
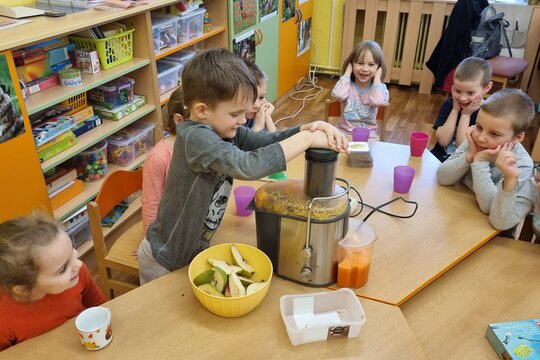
[[155, 26, 226, 60], [40, 104, 156, 173], [53, 152, 147, 221], [26, 58, 151, 116]]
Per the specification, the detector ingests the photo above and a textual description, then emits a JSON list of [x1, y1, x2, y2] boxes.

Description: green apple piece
[[230, 265, 243, 274], [193, 269, 215, 286], [228, 272, 246, 297], [230, 244, 255, 278], [212, 266, 227, 293], [246, 282, 266, 295], [208, 258, 233, 274], [198, 283, 225, 297], [238, 275, 255, 287]]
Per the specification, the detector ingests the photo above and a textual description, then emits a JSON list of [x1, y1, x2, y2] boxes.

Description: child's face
[[452, 76, 489, 109], [245, 81, 268, 119], [205, 93, 252, 138], [352, 51, 378, 86], [470, 110, 522, 151], [29, 230, 82, 300]]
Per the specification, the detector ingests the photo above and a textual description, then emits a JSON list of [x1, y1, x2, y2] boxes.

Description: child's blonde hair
[[480, 88, 535, 133], [454, 57, 492, 87], [181, 48, 257, 109], [0, 211, 61, 296], [163, 86, 190, 136], [342, 40, 387, 82]]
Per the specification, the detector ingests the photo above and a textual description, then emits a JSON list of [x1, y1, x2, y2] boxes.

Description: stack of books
[[45, 166, 84, 210], [486, 319, 540, 360], [348, 142, 373, 167]]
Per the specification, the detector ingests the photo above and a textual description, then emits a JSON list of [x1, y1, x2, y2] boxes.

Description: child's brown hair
[[163, 86, 190, 136], [0, 211, 61, 296], [243, 60, 268, 87], [341, 40, 387, 82], [181, 48, 257, 109], [480, 88, 535, 133], [454, 57, 492, 87]]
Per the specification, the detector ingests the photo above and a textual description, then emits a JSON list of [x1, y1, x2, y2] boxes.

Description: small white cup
[[75, 306, 113, 350]]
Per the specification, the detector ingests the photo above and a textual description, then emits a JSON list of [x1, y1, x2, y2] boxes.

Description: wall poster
[[297, 17, 312, 56], [233, 30, 256, 63], [259, 0, 278, 22], [0, 53, 25, 145], [233, 0, 257, 35], [282, 0, 295, 22]]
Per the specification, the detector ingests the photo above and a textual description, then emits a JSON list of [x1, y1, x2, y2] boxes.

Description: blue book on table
[[486, 319, 540, 360]]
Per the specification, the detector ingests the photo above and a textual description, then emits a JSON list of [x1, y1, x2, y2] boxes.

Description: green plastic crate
[[69, 29, 135, 70]]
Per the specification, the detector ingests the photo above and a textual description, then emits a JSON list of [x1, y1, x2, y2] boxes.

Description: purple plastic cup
[[393, 165, 415, 194], [409, 131, 430, 157], [352, 127, 370, 142], [233, 186, 256, 216]]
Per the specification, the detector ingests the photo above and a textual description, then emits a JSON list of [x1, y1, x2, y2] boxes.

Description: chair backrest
[[94, 168, 143, 219], [324, 98, 388, 140]]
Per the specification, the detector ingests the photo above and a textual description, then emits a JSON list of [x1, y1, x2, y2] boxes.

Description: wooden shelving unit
[[0, 0, 229, 255]]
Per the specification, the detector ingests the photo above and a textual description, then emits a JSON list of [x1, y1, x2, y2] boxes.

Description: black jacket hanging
[[426, 0, 489, 88]]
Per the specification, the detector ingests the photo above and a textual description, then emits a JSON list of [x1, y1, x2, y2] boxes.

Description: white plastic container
[[151, 15, 178, 52], [157, 60, 182, 94], [107, 121, 155, 166], [176, 7, 205, 43], [280, 288, 366, 346], [164, 50, 195, 81]]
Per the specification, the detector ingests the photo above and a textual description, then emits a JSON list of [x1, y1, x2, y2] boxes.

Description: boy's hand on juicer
[[303, 121, 348, 153]]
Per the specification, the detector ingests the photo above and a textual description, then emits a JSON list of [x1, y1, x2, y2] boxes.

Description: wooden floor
[[271, 75, 538, 152]]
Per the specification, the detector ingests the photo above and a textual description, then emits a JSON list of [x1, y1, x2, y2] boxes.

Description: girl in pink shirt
[[141, 87, 190, 234], [332, 40, 389, 139], [0, 212, 106, 350]]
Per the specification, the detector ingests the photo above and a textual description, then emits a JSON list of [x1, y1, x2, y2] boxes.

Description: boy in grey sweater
[[437, 89, 534, 214], [138, 49, 349, 284]]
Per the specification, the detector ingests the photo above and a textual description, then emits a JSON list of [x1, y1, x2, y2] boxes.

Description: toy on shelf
[[73, 140, 108, 182], [106, 121, 155, 166]]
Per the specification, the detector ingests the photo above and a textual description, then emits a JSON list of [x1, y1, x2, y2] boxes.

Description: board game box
[[486, 319, 540, 360]]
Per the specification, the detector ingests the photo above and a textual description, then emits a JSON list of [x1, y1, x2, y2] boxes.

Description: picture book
[[486, 319, 540, 360]]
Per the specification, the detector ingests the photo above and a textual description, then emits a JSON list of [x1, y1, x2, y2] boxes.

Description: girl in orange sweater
[[0, 212, 106, 351]]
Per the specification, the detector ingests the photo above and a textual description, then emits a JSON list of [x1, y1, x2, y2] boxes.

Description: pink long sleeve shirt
[[331, 75, 389, 138]]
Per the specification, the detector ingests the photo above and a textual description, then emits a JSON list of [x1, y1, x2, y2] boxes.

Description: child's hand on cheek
[[345, 63, 353, 76], [494, 143, 519, 192], [451, 87, 463, 112], [465, 126, 478, 163], [474, 144, 503, 163], [374, 66, 383, 83], [462, 95, 483, 116]]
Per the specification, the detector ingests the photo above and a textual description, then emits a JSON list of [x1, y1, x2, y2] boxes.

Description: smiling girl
[[0, 212, 106, 351], [331, 40, 389, 139]]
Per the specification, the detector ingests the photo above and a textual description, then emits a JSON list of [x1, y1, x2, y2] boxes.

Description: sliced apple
[[229, 265, 243, 274], [230, 244, 255, 278], [198, 283, 225, 297], [193, 269, 215, 286], [228, 272, 246, 297], [208, 258, 233, 274], [224, 284, 231, 298], [246, 282, 266, 295], [212, 266, 227, 293], [238, 275, 255, 287]]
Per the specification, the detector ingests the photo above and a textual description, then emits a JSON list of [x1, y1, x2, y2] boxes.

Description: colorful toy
[[107, 121, 155, 166], [74, 140, 108, 182]]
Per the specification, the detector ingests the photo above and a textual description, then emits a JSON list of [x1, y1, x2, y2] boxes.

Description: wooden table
[[214, 141, 498, 305], [401, 236, 540, 360], [1, 270, 427, 359]]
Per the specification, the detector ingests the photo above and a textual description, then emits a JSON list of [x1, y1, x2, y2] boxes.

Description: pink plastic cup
[[393, 165, 415, 193], [233, 186, 256, 216], [352, 127, 370, 142], [409, 131, 430, 157]]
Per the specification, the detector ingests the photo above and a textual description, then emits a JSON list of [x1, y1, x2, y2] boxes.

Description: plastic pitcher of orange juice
[[337, 219, 377, 289]]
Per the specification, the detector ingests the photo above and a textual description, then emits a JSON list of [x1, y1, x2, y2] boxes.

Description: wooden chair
[[87, 168, 144, 299], [324, 98, 388, 141]]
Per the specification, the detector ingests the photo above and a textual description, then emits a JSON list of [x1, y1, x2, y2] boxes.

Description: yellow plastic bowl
[[188, 243, 273, 318]]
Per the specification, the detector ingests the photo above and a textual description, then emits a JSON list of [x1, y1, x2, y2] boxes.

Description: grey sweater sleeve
[[489, 178, 535, 230], [184, 125, 297, 180], [471, 160, 496, 213], [436, 141, 471, 185]]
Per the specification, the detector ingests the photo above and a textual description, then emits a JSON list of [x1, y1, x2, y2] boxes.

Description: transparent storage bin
[[176, 8, 205, 43], [280, 288, 366, 346], [66, 218, 92, 248], [73, 140, 108, 182], [151, 14, 178, 53], [157, 60, 182, 95], [107, 121, 155, 166]]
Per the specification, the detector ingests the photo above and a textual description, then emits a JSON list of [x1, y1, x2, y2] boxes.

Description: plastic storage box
[[66, 218, 92, 248], [74, 140, 108, 182], [164, 49, 195, 80], [107, 121, 155, 166], [87, 77, 135, 109], [280, 288, 366, 346], [151, 14, 178, 53], [156, 60, 182, 95], [176, 8, 205, 43]]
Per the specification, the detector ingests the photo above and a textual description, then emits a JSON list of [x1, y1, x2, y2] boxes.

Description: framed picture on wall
[[0, 52, 25, 145], [297, 17, 312, 56], [233, 0, 257, 35], [233, 30, 256, 63], [260, 0, 278, 22], [282, 0, 295, 22]]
